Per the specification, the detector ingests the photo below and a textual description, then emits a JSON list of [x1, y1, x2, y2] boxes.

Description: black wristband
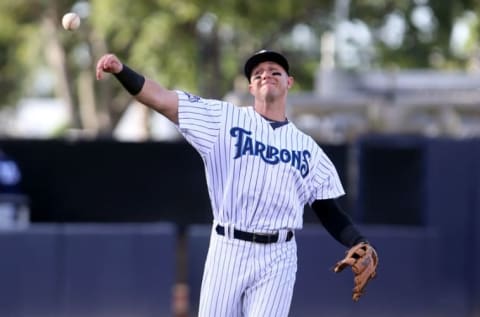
[[113, 64, 145, 95]]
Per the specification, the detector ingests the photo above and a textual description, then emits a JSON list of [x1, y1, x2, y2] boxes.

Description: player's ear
[[248, 83, 254, 95], [287, 76, 294, 89]]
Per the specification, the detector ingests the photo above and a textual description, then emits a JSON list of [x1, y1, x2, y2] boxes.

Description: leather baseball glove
[[333, 242, 378, 301]]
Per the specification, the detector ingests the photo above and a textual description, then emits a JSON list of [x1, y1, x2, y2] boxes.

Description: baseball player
[[96, 49, 378, 316]]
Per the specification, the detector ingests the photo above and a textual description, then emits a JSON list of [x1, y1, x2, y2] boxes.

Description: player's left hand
[[333, 242, 378, 301]]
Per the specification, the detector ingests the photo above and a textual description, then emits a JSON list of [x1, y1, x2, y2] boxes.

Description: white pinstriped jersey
[[176, 90, 345, 232]]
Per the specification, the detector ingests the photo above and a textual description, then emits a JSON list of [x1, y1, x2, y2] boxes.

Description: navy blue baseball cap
[[244, 50, 290, 82]]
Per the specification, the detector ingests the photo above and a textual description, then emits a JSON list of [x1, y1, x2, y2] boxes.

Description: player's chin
[[259, 87, 278, 98]]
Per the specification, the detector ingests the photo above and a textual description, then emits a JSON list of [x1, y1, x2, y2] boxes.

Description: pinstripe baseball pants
[[198, 226, 297, 317]]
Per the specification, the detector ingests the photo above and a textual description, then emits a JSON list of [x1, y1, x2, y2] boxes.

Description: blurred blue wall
[[0, 136, 478, 316], [0, 223, 177, 317]]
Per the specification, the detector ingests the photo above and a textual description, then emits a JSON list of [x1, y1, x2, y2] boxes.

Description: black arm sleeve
[[311, 199, 368, 247]]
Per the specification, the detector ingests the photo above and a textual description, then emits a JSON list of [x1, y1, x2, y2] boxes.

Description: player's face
[[249, 62, 293, 100]]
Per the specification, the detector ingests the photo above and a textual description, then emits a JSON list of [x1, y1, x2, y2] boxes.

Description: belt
[[215, 225, 293, 244]]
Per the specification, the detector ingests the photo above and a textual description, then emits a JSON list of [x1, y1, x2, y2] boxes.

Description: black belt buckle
[[251, 232, 275, 244]]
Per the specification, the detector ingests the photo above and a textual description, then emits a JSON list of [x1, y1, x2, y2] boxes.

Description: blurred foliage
[[0, 0, 479, 135], [350, 0, 478, 69]]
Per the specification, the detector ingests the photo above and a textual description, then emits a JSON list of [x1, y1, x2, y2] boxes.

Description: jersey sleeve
[[307, 148, 345, 205], [175, 90, 223, 156]]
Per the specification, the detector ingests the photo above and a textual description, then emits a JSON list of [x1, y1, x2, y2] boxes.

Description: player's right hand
[[96, 54, 123, 80]]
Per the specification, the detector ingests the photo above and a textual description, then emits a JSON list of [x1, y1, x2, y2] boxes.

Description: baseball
[[62, 12, 81, 31]]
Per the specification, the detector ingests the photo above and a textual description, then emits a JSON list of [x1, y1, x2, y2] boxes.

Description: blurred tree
[[0, 0, 87, 131], [0, 0, 333, 136], [349, 0, 478, 69], [0, 0, 478, 137]]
